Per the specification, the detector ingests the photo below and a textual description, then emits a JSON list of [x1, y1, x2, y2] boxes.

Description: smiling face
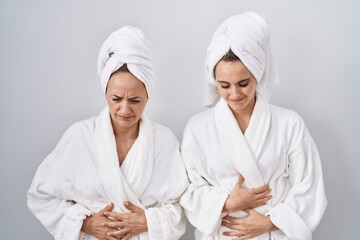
[[214, 60, 257, 115], [105, 69, 148, 131]]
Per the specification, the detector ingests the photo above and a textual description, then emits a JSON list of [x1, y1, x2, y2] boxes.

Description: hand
[[223, 175, 272, 213], [222, 209, 278, 240], [81, 203, 116, 240], [103, 201, 148, 240]]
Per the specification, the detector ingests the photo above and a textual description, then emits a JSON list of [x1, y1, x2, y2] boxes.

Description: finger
[[221, 221, 233, 229], [103, 221, 127, 229], [242, 209, 250, 215], [238, 235, 252, 240], [236, 175, 245, 187], [100, 203, 114, 214], [121, 233, 132, 240], [255, 188, 272, 198], [124, 201, 143, 214], [105, 236, 121, 240], [223, 215, 243, 223], [253, 184, 270, 194], [253, 195, 272, 206], [223, 230, 245, 236], [104, 211, 129, 221], [107, 228, 128, 237]]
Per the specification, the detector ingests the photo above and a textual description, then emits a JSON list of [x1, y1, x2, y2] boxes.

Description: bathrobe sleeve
[[180, 123, 229, 236], [145, 202, 185, 240], [27, 124, 93, 240], [144, 126, 189, 240], [268, 114, 327, 240]]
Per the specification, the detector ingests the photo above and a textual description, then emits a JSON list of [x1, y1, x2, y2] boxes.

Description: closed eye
[[220, 83, 230, 89], [239, 82, 249, 87], [238, 79, 250, 87], [129, 99, 141, 104]]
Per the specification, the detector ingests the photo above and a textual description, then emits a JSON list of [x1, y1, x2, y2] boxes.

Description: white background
[[0, 0, 359, 239]]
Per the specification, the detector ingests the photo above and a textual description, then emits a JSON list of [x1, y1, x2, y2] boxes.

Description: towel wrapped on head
[[204, 11, 279, 106], [97, 26, 154, 97]]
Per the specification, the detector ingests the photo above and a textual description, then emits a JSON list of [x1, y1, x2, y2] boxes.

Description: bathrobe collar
[[214, 94, 271, 187], [95, 107, 154, 212]]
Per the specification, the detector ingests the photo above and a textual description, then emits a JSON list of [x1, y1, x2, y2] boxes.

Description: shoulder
[[66, 117, 96, 135], [54, 116, 96, 151], [269, 104, 312, 143], [183, 108, 215, 134], [270, 104, 305, 126], [187, 108, 215, 126], [151, 122, 180, 146], [152, 122, 178, 140]]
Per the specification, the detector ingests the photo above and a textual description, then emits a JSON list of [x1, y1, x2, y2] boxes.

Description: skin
[[81, 203, 116, 239], [103, 201, 148, 240], [215, 60, 257, 133], [105, 70, 148, 164], [81, 69, 149, 239], [215, 60, 277, 238]]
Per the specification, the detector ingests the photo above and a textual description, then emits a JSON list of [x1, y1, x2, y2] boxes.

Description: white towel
[[204, 11, 279, 106], [97, 26, 154, 97]]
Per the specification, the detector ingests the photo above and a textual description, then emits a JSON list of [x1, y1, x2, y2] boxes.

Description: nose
[[230, 86, 240, 98], [119, 100, 131, 115]]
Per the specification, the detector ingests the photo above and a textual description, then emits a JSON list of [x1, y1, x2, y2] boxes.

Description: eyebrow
[[111, 95, 143, 100], [217, 78, 251, 84]]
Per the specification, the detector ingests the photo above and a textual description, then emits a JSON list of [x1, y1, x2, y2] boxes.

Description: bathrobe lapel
[[95, 108, 154, 212], [214, 95, 270, 188]]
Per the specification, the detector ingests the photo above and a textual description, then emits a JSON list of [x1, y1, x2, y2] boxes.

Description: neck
[[231, 96, 256, 133], [112, 121, 140, 142]]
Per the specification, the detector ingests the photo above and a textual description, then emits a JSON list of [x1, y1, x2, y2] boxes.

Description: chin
[[116, 119, 137, 128]]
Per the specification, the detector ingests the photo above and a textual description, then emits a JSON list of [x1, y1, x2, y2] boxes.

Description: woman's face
[[106, 70, 148, 130], [215, 60, 257, 114]]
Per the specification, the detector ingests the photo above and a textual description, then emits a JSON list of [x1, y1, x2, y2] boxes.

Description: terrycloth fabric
[[204, 11, 279, 106], [180, 95, 327, 240], [97, 26, 154, 96], [27, 108, 188, 240]]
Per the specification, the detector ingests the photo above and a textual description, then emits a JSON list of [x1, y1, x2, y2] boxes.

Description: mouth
[[117, 115, 134, 121], [229, 96, 245, 104]]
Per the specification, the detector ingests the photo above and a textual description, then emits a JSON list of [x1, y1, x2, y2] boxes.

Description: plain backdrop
[[1, 0, 359, 239]]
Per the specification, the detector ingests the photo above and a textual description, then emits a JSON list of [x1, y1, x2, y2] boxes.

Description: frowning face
[[106, 70, 148, 130]]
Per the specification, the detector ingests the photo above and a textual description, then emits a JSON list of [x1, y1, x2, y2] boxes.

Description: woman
[[27, 26, 188, 240], [180, 12, 327, 240]]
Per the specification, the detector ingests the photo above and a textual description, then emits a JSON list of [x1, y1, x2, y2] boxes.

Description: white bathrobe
[[180, 96, 327, 240], [27, 108, 189, 240]]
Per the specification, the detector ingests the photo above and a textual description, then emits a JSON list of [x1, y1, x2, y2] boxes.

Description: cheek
[[216, 86, 229, 97]]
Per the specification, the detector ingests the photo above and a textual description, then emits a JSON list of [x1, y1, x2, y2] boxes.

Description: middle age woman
[[180, 12, 327, 240], [27, 26, 189, 240]]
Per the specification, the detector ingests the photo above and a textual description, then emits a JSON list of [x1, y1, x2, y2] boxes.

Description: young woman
[[180, 12, 327, 240]]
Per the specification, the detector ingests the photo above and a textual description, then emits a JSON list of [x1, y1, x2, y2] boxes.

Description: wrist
[[81, 216, 91, 235], [264, 216, 277, 232], [223, 197, 235, 213]]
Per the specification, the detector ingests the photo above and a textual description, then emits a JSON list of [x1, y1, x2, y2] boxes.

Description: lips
[[229, 96, 245, 103], [117, 115, 134, 121]]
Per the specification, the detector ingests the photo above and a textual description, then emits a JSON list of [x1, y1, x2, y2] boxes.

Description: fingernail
[[124, 201, 129, 206]]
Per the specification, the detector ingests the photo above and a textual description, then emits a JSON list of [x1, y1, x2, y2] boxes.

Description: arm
[[27, 124, 96, 240], [27, 156, 93, 240], [223, 175, 272, 213], [104, 200, 186, 240], [268, 120, 327, 240], [179, 146, 229, 236]]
